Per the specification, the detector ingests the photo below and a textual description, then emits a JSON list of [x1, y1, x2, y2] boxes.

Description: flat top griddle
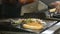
[[0, 18, 59, 34]]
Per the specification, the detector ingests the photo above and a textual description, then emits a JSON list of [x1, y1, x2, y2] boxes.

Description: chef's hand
[[50, 1, 60, 8], [50, 1, 60, 13], [18, 0, 35, 5]]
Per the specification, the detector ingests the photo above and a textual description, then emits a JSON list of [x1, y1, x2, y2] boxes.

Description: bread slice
[[23, 22, 43, 30]]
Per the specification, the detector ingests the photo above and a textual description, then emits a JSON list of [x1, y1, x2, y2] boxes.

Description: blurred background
[[0, 0, 59, 18]]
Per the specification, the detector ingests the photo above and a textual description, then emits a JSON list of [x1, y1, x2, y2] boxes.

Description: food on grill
[[11, 19, 23, 26], [23, 22, 43, 30], [21, 18, 44, 30], [11, 18, 46, 30], [49, 8, 56, 12]]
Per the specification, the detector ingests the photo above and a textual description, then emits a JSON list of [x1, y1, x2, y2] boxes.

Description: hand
[[50, 1, 60, 8], [50, 1, 60, 13], [18, 0, 35, 5]]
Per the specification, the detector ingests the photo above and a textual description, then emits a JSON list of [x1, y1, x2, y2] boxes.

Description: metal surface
[[11, 19, 46, 33], [21, 0, 48, 16], [11, 19, 57, 34], [54, 28, 60, 34], [0, 21, 60, 34], [41, 22, 60, 34], [0, 19, 59, 34], [0, 31, 36, 34], [0, 19, 10, 22], [40, 21, 59, 33]]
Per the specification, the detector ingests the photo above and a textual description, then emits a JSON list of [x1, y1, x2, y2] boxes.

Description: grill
[[0, 12, 60, 34]]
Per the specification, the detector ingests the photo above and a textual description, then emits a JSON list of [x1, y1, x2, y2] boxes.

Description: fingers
[[52, 1, 60, 4], [51, 1, 60, 7], [18, 0, 35, 5]]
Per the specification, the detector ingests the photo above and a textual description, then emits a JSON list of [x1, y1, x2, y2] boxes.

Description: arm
[[18, 0, 35, 5], [3, 0, 35, 5]]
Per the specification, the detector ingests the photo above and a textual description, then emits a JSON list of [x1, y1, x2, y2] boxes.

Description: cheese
[[49, 8, 56, 12]]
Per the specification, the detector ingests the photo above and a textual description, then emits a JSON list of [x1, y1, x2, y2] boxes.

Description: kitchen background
[[0, 0, 60, 34]]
